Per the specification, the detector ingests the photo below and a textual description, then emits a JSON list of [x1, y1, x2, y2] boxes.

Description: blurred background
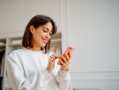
[[0, 0, 119, 90]]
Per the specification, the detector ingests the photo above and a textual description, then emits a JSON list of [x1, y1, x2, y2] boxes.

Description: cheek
[[36, 30, 43, 37], [33, 32, 41, 41], [37, 31, 45, 41], [38, 30, 44, 36]]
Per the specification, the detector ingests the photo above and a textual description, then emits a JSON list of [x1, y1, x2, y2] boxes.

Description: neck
[[27, 39, 42, 51], [27, 46, 41, 51]]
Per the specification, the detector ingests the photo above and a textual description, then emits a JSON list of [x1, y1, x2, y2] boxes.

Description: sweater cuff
[[59, 70, 69, 78], [41, 69, 53, 82]]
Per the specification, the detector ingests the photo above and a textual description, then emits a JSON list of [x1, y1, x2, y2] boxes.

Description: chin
[[41, 44, 46, 47]]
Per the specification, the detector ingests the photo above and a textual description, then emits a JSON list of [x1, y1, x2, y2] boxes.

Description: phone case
[[57, 46, 75, 65]]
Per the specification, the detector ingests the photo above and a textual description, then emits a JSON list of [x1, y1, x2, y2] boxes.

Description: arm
[[56, 69, 70, 90], [7, 53, 53, 90], [55, 51, 72, 90]]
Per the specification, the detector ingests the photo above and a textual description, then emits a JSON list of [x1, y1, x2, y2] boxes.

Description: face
[[30, 22, 53, 48]]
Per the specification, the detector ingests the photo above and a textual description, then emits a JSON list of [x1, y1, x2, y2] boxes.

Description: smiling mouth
[[42, 39, 48, 43]]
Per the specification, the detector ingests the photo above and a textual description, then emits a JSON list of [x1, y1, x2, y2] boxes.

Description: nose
[[46, 33, 50, 39]]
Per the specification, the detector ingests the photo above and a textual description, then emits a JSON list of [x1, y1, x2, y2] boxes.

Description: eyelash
[[43, 30, 47, 32], [43, 30, 52, 35]]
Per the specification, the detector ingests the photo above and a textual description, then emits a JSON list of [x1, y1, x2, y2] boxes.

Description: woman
[[7, 15, 71, 90]]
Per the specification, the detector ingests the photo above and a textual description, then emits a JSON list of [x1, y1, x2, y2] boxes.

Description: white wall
[[67, 0, 119, 90], [0, 0, 67, 40], [0, 0, 119, 90]]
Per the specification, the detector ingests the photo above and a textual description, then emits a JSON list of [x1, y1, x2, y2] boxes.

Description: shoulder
[[7, 49, 25, 62], [8, 49, 24, 56]]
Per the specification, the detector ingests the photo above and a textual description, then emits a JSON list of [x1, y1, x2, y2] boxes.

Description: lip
[[42, 38, 48, 43]]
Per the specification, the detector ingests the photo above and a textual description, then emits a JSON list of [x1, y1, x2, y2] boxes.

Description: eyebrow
[[43, 27, 52, 32]]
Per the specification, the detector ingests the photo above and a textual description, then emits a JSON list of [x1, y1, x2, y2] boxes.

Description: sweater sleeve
[[47, 52, 71, 90], [7, 52, 53, 90], [56, 67, 70, 90], [49, 52, 71, 90]]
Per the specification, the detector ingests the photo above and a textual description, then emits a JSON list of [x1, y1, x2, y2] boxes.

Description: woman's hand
[[59, 51, 71, 71], [46, 54, 58, 73]]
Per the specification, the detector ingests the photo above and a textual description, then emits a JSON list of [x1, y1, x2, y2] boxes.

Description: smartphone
[[57, 46, 75, 65]]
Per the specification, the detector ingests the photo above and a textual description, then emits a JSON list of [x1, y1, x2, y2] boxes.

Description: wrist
[[46, 68, 50, 73], [59, 69, 69, 78], [60, 66, 69, 71]]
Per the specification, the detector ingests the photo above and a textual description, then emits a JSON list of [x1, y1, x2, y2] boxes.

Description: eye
[[43, 30, 47, 32], [49, 33, 52, 35]]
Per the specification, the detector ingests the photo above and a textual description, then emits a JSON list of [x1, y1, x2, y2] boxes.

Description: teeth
[[43, 39, 47, 43]]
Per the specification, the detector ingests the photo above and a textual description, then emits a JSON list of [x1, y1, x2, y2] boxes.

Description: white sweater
[[6, 47, 70, 90]]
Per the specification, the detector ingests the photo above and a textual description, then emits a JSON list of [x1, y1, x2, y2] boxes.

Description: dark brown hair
[[22, 15, 57, 53]]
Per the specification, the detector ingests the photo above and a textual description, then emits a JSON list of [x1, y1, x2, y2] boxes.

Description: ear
[[30, 25, 35, 34]]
